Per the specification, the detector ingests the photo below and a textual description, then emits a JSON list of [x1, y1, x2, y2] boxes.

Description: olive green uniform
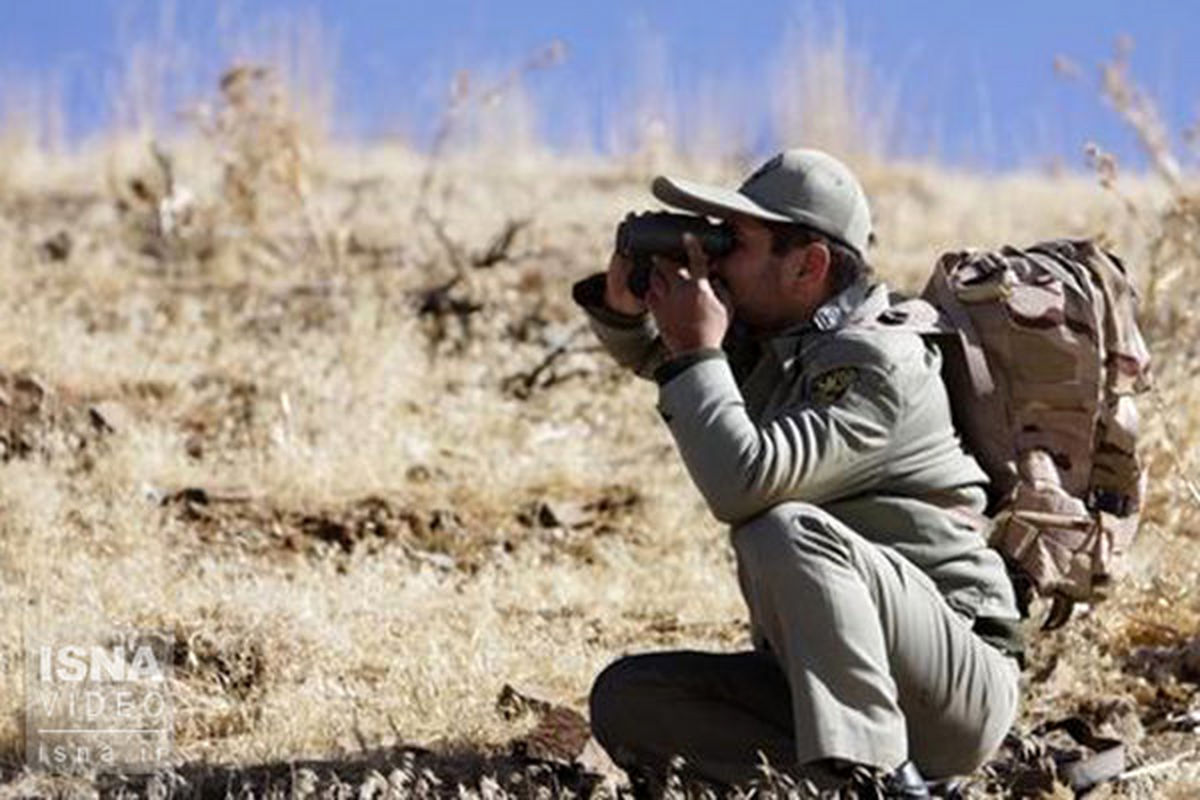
[[574, 275, 1022, 787]]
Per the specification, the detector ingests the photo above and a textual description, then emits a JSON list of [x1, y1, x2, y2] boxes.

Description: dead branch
[[412, 41, 566, 218], [501, 325, 591, 399], [472, 218, 531, 268]]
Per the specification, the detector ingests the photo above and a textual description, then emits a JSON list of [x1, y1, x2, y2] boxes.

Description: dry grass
[[0, 34, 1198, 800]]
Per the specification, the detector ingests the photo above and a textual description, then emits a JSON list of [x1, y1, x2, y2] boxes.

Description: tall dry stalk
[[1090, 40, 1199, 340], [0, 78, 66, 191], [412, 40, 566, 217], [769, 15, 897, 161]]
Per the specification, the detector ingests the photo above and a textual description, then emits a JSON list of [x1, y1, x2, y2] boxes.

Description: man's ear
[[804, 241, 831, 285], [784, 241, 831, 290]]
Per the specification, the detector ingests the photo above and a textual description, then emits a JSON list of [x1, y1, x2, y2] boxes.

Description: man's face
[[710, 215, 801, 332]]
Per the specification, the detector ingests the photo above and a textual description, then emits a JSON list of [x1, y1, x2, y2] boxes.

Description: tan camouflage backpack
[[903, 240, 1152, 628]]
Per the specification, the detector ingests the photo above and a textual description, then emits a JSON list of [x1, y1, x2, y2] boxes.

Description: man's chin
[[730, 305, 764, 326]]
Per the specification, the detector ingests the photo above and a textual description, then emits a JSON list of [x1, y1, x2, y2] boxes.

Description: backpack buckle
[[1089, 489, 1132, 516]]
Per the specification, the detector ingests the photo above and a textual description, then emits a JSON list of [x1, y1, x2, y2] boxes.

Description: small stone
[[537, 502, 561, 528], [292, 767, 319, 798], [13, 374, 48, 408], [40, 230, 72, 262], [185, 435, 204, 460], [140, 483, 167, 504], [406, 464, 432, 482], [408, 548, 456, 572], [523, 500, 590, 530], [88, 400, 131, 434]]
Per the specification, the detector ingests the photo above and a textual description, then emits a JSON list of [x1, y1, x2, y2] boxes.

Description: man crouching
[[572, 150, 1022, 798]]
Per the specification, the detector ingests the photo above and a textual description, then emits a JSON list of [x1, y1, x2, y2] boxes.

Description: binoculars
[[614, 212, 735, 298]]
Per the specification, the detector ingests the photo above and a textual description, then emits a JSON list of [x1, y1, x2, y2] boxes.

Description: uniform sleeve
[[572, 273, 671, 380], [656, 347, 904, 524]]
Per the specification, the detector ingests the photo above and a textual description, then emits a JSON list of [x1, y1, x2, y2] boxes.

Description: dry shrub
[[195, 67, 313, 230], [107, 64, 338, 279], [192, 64, 340, 275], [170, 619, 271, 742]]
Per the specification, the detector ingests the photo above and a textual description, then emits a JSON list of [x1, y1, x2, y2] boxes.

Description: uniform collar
[[763, 281, 889, 359]]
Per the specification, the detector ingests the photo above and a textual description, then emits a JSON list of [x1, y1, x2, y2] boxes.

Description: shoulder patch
[[812, 366, 858, 405]]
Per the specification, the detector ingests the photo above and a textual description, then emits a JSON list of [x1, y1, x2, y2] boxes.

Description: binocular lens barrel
[[615, 212, 735, 297]]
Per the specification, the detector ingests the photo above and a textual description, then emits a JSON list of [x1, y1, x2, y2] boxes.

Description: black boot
[[877, 761, 931, 799], [849, 760, 932, 799]]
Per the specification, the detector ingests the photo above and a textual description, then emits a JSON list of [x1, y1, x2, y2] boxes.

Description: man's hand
[[646, 233, 732, 355], [604, 251, 647, 317]]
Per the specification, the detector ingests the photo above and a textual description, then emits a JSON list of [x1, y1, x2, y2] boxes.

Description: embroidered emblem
[[812, 367, 857, 405]]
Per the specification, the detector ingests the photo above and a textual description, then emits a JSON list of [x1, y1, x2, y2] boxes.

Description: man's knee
[[589, 654, 659, 751], [731, 502, 851, 572]]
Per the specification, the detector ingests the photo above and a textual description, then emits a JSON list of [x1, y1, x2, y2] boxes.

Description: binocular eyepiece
[[614, 212, 735, 298]]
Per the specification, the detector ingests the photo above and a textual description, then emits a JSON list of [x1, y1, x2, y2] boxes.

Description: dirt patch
[[161, 484, 647, 573], [161, 488, 469, 567], [178, 372, 267, 459], [512, 485, 644, 564], [0, 370, 113, 470]]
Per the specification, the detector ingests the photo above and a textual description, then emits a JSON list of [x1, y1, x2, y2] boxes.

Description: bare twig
[[412, 41, 566, 217], [414, 206, 468, 274], [473, 218, 531, 268], [502, 325, 591, 399]]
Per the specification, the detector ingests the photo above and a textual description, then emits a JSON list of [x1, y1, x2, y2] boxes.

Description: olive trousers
[[589, 502, 1020, 789]]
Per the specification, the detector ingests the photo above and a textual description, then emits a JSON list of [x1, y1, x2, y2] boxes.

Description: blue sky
[[1, 0, 1196, 170]]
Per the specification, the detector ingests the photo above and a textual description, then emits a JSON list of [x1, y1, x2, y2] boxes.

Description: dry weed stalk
[[1084, 39, 1200, 333], [770, 17, 896, 162], [405, 44, 565, 354], [412, 41, 566, 216], [1100, 36, 1182, 190]]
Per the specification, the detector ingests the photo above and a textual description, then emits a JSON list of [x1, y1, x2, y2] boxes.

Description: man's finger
[[647, 263, 670, 303], [682, 232, 709, 279], [652, 257, 685, 288]]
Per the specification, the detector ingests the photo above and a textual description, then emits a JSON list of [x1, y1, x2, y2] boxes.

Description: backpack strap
[[924, 254, 996, 396], [1042, 596, 1076, 631], [858, 290, 995, 399]]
